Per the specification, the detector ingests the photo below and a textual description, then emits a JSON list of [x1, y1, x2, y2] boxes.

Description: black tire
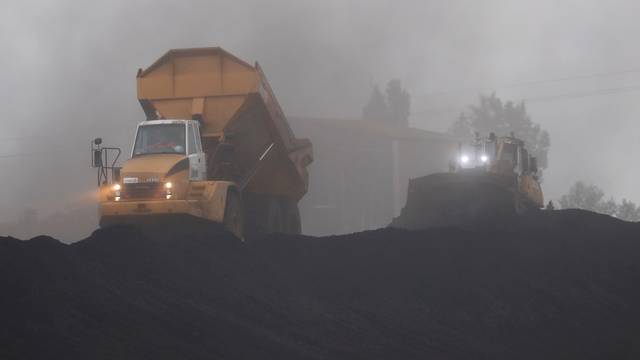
[[280, 198, 302, 234], [223, 189, 244, 239], [265, 197, 284, 234], [241, 193, 297, 240]]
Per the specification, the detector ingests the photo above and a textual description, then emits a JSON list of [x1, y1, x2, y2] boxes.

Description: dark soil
[[2, 210, 640, 359]]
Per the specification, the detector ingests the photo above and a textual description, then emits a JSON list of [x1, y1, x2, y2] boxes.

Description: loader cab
[[493, 138, 521, 175], [455, 136, 495, 169], [494, 137, 538, 177], [132, 120, 207, 180]]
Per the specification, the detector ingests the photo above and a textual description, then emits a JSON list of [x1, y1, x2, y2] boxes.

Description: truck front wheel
[[223, 189, 243, 239]]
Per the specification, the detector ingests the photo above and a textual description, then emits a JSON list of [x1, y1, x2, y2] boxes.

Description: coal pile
[[3, 210, 640, 359]]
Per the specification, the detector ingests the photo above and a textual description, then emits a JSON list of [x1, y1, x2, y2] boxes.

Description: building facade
[[289, 117, 458, 235]]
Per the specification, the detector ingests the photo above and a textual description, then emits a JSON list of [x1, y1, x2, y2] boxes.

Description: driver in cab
[[147, 132, 184, 154]]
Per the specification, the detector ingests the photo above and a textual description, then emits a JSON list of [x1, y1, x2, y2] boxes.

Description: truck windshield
[[133, 124, 186, 156]]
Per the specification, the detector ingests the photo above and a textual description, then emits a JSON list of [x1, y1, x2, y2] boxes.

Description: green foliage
[[559, 181, 605, 212], [386, 79, 411, 127], [362, 85, 388, 122], [559, 181, 640, 221], [362, 79, 411, 127], [617, 199, 640, 222], [450, 112, 474, 141], [597, 198, 618, 217], [449, 93, 551, 169]]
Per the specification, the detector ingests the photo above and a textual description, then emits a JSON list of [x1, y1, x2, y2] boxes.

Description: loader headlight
[[112, 183, 121, 191], [460, 155, 470, 164], [164, 182, 172, 199], [480, 155, 489, 163]]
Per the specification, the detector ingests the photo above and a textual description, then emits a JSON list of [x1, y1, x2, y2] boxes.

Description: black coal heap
[[3, 210, 640, 359]]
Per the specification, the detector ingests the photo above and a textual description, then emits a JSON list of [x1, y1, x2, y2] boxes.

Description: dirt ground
[[2, 210, 640, 359]]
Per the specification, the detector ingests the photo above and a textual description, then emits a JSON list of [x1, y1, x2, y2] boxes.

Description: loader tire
[[223, 189, 244, 239]]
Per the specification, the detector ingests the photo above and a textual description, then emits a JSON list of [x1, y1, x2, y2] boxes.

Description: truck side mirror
[[112, 168, 121, 182], [93, 149, 103, 168]]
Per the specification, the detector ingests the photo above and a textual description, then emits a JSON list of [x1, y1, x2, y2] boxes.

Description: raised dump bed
[[136, 47, 312, 200]]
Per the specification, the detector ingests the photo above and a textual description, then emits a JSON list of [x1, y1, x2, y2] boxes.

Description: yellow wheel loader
[[91, 48, 313, 239], [392, 133, 543, 229]]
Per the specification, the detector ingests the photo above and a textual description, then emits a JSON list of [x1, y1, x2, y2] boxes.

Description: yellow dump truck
[[91, 47, 313, 238]]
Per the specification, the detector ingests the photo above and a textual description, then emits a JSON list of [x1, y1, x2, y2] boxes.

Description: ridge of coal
[[2, 210, 640, 359]]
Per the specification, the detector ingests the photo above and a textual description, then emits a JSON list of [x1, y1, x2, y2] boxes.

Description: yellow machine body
[[98, 154, 233, 225], [96, 47, 312, 237], [488, 136, 544, 209], [391, 134, 544, 230]]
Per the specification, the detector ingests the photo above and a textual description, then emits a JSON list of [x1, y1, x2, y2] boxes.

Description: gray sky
[[1, 0, 640, 234]]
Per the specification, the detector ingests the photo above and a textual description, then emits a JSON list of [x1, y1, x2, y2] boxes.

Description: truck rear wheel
[[242, 193, 279, 240], [280, 198, 301, 235], [265, 197, 284, 233], [223, 189, 243, 239], [241, 193, 301, 239]]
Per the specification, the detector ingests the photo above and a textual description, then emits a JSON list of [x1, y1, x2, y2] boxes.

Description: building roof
[[289, 117, 457, 143]]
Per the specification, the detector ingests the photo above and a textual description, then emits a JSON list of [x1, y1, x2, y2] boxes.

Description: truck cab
[[98, 118, 241, 236], [131, 120, 207, 181]]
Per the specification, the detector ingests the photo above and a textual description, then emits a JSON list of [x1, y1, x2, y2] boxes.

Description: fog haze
[[2, 0, 639, 238]]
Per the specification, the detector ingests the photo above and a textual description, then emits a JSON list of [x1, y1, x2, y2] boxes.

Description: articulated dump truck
[[91, 47, 313, 239], [392, 133, 543, 230]]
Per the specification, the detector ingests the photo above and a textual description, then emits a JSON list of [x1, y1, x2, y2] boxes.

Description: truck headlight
[[165, 182, 172, 199], [480, 155, 489, 163], [112, 183, 121, 201], [460, 155, 469, 164]]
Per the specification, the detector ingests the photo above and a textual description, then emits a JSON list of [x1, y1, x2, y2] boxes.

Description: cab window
[[133, 124, 186, 156]]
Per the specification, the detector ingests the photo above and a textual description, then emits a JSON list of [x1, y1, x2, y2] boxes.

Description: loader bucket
[[391, 172, 521, 230]]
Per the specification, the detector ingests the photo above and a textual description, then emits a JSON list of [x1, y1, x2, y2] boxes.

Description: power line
[[0, 149, 83, 159], [525, 85, 640, 103], [424, 67, 640, 97], [505, 68, 640, 88], [0, 135, 49, 141], [413, 84, 640, 116]]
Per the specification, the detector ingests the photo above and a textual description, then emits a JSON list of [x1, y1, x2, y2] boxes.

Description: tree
[[559, 181, 604, 212], [386, 79, 411, 127], [596, 197, 618, 217], [449, 112, 474, 141], [362, 85, 388, 123], [617, 199, 640, 222], [559, 181, 640, 222], [449, 93, 551, 170], [362, 80, 411, 127]]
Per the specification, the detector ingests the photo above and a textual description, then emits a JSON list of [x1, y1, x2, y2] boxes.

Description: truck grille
[[122, 183, 163, 199]]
